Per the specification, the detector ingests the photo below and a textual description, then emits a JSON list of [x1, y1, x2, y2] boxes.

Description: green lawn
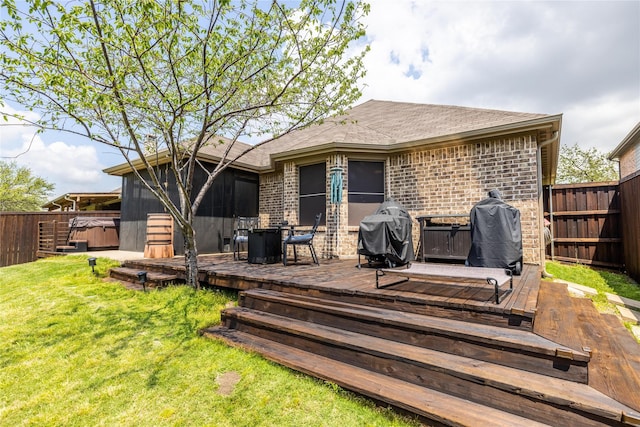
[[546, 261, 640, 307], [0, 256, 418, 427]]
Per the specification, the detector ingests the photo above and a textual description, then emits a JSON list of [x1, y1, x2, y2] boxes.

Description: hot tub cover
[[358, 199, 414, 266], [69, 217, 120, 228], [466, 190, 522, 273]]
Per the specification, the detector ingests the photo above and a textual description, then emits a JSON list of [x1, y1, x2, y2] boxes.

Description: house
[[42, 189, 121, 211], [253, 100, 561, 266], [608, 121, 640, 181], [608, 121, 640, 282], [105, 100, 562, 265]]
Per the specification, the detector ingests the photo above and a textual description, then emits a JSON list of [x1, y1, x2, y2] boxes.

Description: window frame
[[347, 160, 385, 226], [298, 162, 326, 226]]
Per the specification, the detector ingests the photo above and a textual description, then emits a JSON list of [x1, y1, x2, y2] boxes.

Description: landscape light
[[137, 271, 148, 292], [88, 257, 97, 274]]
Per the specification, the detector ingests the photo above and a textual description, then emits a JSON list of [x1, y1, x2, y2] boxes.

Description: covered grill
[[357, 199, 414, 268], [466, 190, 523, 275]]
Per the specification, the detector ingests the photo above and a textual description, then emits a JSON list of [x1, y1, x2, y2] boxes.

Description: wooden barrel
[[144, 213, 174, 258]]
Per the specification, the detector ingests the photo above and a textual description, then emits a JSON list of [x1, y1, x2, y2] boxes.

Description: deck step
[[202, 261, 537, 331], [571, 297, 640, 414], [219, 306, 640, 426], [536, 281, 640, 413], [56, 240, 89, 253], [240, 288, 590, 382], [68, 240, 88, 251], [109, 267, 178, 288], [204, 327, 553, 427]]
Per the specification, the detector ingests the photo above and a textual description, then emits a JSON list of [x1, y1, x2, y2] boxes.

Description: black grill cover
[[358, 199, 414, 266], [466, 190, 522, 273]]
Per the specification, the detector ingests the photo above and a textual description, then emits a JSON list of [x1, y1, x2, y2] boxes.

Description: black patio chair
[[282, 213, 322, 266], [233, 216, 260, 261]]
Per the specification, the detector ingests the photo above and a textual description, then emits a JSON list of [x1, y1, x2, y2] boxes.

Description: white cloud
[[359, 0, 640, 152], [1, 0, 638, 195], [0, 102, 121, 196]]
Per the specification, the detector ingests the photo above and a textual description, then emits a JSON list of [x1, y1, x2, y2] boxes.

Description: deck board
[[508, 264, 541, 315], [533, 281, 586, 353]]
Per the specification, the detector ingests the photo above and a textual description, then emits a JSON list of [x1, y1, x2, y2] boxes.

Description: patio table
[[248, 228, 283, 264]]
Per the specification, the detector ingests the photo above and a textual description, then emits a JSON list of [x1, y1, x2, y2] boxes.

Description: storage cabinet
[[417, 215, 471, 262]]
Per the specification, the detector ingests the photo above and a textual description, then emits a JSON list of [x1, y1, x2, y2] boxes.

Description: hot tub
[[68, 217, 120, 249]]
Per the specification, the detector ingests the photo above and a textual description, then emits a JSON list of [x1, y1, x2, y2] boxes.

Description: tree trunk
[[183, 226, 200, 290]]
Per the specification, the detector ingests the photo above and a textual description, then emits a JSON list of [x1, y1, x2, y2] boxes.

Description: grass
[[546, 261, 640, 308], [0, 256, 419, 427]]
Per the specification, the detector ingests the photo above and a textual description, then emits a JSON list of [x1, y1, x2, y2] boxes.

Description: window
[[299, 163, 326, 226], [234, 177, 259, 217], [348, 160, 385, 226]]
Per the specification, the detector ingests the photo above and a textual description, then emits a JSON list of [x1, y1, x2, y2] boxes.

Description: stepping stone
[[607, 293, 640, 312]]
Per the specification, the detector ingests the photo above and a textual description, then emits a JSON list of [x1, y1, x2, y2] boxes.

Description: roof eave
[[43, 192, 122, 209], [103, 150, 173, 176], [195, 151, 269, 173], [608, 121, 640, 160], [104, 149, 267, 176]]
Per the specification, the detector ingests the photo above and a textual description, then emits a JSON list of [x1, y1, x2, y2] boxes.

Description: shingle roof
[[244, 99, 555, 168], [197, 134, 262, 169], [105, 99, 559, 175]]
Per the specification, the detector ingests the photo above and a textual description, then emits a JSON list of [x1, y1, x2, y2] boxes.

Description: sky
[[1, 0, 639, 199]]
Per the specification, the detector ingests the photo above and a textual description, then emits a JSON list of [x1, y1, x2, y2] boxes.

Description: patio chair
[[233, 216, 260, 261], [282, 213, 322, 266]]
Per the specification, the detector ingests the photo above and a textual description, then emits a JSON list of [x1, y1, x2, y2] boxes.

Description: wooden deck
[[122, 255, 540, 329], [111, 255, 640, 426]]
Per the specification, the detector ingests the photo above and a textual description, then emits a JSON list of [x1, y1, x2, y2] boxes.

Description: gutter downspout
[[548, 184, 554, 261], [537, 131, 559, 278], [63, 194, 76, 211]]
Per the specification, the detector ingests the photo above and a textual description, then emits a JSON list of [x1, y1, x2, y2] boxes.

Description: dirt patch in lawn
[[215, 371, 241, 396]]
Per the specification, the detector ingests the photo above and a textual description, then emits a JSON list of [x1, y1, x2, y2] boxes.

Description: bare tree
[[0, 0, 369, 288]]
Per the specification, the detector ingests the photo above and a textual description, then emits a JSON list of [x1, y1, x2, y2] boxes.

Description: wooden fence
[[0, 211, 120, 267], [544, 182, 623, 269], [620, 173, 640, 282], [37, 220, 70, 253]]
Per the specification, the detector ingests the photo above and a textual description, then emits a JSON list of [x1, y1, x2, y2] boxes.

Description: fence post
[[52, 220, 57, 252]]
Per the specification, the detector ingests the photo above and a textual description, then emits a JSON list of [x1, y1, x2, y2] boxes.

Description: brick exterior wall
[[619, 143, 640, 180], [385, 135, 540, 264], [326, 155, 348, 259], [282, 161, 298, 224], [259, 133, 544, 265], [258, 169, 284, 227]]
